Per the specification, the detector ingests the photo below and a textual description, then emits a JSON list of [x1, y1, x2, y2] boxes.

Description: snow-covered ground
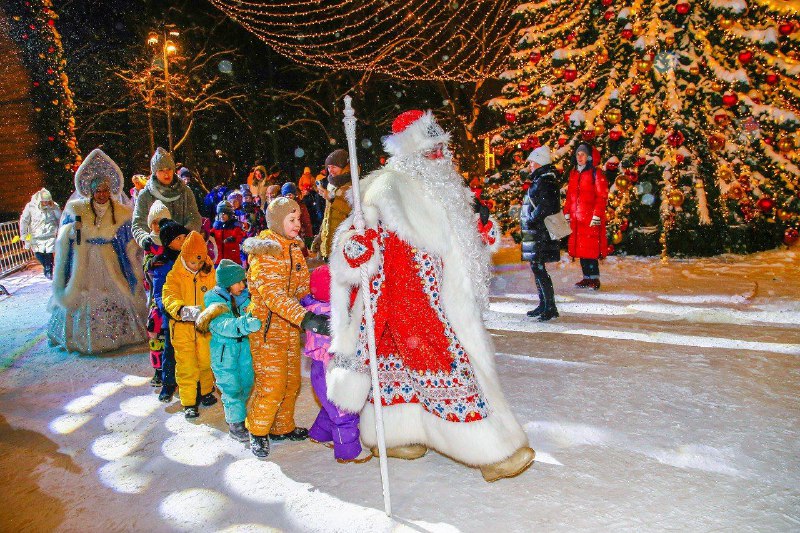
[[1, 249, 799, 532]]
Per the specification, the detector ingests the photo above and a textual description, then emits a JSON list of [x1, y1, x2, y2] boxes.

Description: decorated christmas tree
[[488, 0, 799, 257], [5, 0, 81, 202]]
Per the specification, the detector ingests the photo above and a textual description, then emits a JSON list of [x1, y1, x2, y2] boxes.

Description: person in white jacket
[[19, 188, 61, 279]]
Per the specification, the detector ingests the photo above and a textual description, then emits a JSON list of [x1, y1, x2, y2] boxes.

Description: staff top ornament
[[74, 148, 123, 198]]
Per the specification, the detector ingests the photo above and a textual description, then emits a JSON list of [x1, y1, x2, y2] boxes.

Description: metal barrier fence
[[0, 220, 35, 279]]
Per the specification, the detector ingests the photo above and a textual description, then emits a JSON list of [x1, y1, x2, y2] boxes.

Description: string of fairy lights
[[488, 0, 799, 255], [209, 0, 521, 81]]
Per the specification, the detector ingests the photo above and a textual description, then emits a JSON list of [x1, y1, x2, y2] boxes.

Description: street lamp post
[[148, 26, 179, 152]]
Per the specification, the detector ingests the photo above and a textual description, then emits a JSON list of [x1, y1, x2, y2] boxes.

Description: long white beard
[[388, 153, 492, 311]]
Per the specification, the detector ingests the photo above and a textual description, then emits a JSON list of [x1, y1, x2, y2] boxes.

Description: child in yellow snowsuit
[[243, 197, 330, 458], [162, 231, 217, 418]]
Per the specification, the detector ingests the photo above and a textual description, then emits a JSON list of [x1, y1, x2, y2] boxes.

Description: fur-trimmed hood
[[241, 236, 282, 257]]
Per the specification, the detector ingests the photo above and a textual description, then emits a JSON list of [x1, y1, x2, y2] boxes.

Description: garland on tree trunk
[[4, 0, 80, 202]]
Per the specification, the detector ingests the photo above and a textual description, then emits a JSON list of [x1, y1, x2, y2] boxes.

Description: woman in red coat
[[564, 143, 608, 290]]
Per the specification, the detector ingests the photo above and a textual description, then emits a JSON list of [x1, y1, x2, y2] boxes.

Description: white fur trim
[[325, 366, 372, 413], [241, 236, 281, 256], [382, 111, 451, 158]]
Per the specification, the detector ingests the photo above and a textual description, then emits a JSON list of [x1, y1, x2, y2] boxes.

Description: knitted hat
[[298, 171, 314, 191], [159, 219, 190, 248], [309, 264, 331, 303], [39, 189, 53, 202], [266, 197, 300, 237], [216, 259, 246, 289], [227, 190, 243, 202], [216, 200, 234, 217], [177, 167, 193, 180], [575, 144, 591, 157], [527, 146, 552, 166], [280, 182, 298, 196], [180, 231, 208, 262], [325, 149, 349, 169], [150, 147, 176, 175], [147, 200, 171, 227]]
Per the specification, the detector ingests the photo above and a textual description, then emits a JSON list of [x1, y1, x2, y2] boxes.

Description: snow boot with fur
[[184, 405, 199, 419], [480, 447, 536, 482]]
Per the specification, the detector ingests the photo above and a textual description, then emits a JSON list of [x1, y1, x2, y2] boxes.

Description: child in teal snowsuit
[[196, 259, 261, 442]]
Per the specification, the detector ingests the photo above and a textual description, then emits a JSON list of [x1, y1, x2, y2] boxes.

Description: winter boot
[[480, 447, 536, 482], [270, 427, 309, 441], [336, 449, 373, 464], [150, 369, 162, 387], [538, 308, 560, 321], [528, 268, 545, 317], [228, 422, 249, 442], [527, 305, 544, 317], [158, 384, 176, 403], [250, 434, 271, 458], [370, 444, 428, 460], [575, 278, 591, 288], [200, 391, 218, 407], [184, 405, 199, 419], [309, 438, 334, 449], [588, 279, 601, 290]]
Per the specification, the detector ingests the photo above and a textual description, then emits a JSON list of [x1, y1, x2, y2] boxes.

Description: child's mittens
[[180, 305, 202, 322], [242, 314, 262, 334]]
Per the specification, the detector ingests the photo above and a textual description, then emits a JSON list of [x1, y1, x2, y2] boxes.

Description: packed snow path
[[1, 249, 798, 532]]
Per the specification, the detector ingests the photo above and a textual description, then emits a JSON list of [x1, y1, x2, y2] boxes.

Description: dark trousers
[[531, 261, 556, 312], [161, 325, 176, 387], [34, 252, 54, 279], [580, 258, 600, 279]]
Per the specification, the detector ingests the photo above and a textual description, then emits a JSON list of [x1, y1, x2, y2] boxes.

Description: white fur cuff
[[326, 365, 372, 413]]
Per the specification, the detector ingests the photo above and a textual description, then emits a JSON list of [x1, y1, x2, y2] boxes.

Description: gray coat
[[132, 177, 201, 247]]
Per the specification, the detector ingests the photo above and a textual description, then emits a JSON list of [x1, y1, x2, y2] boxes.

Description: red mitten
[[478, 219, 496, 246], [343, 228, 379, 268]]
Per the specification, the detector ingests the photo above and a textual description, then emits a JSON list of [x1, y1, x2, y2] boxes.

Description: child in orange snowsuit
[[243, 197, 330, 458], [162, 231, 217, 418]]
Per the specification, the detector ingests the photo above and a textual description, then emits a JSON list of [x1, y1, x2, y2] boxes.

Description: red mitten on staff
[[343, 228, 379, 268], [477, 219, 496, 246]]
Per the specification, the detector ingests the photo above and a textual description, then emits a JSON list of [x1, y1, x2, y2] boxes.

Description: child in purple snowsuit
[[301, 265, 370, 463]]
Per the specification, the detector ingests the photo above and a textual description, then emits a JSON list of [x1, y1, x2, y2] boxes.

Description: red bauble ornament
[[763, 136, 773, 145], [620, 219, 629, 231], [722, 91, 738, 108], [47, 46, 55, 54], [47, 136, 55, 141], [22, 34, 28, 40], [519, 83, 529, 94], [635, 156, 647, 166], [757, 197, 775, 212], [738, 50, 753, 64], [558, 135, 568, 147], [676, 1, 690, 15], [778, 22, 795, 36], [604, 9, 615, 21], [675, 153, 685, 164], [582, 129, 597, 141], [522, 182, 531, 192], [766, 73, 779, 85], [529, 51, 542, 64], [784, 228, 799, 246], [644, 123, 657, 135], [607, 244, 616, 255], [33, 81, 39, 87], [570, 93, 581, 103], [528, 136, 541, 149], [630, 83, 641, 95], [609, 129, 623, 141], [47, 19, 55, 27], [588, 80, 597, 89], [667, 129, 685, 147], [563, 66, 578, 82], [564, 111, 572, 123], [602, 0, 613, 5], [621, 28, 633, 40], [567, 32, 576, 42], [504, 112, 517, 124], [606, 160, 620, 171], [627, 170, 639, 183]]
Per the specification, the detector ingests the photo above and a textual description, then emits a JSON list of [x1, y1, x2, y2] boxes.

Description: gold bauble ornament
[[535, 101, 549, 116], [665, 34, 675, 46], [596, 50, 609, 65], [719, 18, 734, 30], [612, 231, 624, 245], [637, 59, 653, 73], [777, 208, 793, 222], [594, 121, 606, 135], [776, 135, 794, 153], [605, 108, 622, 125], [708, 133, 726, 151], [718, 165, 734, 183], [685, 84, 697, 96], [633, 24, 644, 37], [553, 66, 565, 78], [668, 189, 685, 207], [711, 80, 724, 92], [727, 182, 744, 199], [615, 176, 631, 191], [689, 64, 700, 76]]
